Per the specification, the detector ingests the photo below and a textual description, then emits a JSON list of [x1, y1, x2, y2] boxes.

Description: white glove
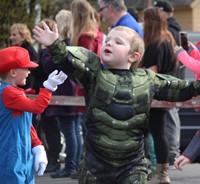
[[43, 70, 68, 91], [32, 145, 48, 176]]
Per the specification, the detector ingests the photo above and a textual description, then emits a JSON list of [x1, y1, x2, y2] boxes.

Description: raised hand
[[32, 21, 59, 46], [43, 70, 68, 91]]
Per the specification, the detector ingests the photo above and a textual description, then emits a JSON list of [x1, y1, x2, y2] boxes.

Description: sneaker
[[45, 162, 60, 173], [51, 168, 71, 178]]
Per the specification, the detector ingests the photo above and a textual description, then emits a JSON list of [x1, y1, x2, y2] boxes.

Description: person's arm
[[182, 130, 200, 161], [2, 70, 67, 115], [189, 43, 200, 60], [175, 46, 200, 75], [33, 21, 101, 84], [174, 130, 200, 170], [147, 69, 200, 102], [2, 87, 52, 115], [31, 125, 42, 147]]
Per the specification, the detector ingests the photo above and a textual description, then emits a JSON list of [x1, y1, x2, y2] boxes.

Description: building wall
[[174, 9, 193, 31], [173, 0, 200, 32], [192, 1, 200, 31]]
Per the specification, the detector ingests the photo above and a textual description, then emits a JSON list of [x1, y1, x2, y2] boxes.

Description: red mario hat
[[0, 46, 38, 74]]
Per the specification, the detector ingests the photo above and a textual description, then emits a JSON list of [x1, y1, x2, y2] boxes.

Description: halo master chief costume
[[47, 40, 200, 184]]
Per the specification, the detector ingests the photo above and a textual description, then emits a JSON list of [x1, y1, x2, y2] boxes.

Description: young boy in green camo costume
[[33, 23, 200, 184]]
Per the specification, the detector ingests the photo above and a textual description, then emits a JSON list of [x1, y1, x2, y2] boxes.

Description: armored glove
[[32, 145, 48, 176], [43, 70, 68, 91]]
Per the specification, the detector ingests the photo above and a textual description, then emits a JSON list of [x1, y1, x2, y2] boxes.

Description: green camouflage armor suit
[[47, 39, 200, 184]]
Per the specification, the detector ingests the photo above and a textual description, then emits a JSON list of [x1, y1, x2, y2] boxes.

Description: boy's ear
[[9, 69, 16, 77], [129, 52, 141, 63]]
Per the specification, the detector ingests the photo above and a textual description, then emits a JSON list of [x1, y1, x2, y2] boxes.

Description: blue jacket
[[112, 12, 143, 38]]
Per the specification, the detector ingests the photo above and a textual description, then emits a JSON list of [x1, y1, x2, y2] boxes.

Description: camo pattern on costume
[[48, 40, 200, 184]]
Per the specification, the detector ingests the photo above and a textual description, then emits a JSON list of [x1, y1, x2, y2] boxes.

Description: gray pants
[[164, 108, 181, 164]]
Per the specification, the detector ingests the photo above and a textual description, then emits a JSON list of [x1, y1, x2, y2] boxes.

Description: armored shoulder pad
[[67, 46, 101, 71], [67, 46, 88, 63]]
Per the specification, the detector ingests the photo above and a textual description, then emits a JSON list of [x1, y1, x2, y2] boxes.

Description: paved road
[[36, 163, 200, 184], [168, 163, 200, 184]]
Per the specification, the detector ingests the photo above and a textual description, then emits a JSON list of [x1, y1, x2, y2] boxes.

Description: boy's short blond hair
[[112, 26, 144, 68]]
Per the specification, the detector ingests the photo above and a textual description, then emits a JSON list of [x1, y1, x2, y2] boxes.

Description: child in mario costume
[[0, 46, 67, 184]]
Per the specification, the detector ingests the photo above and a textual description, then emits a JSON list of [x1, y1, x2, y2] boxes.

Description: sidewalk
[[36, 163, 200, 184], [36, 173, 78, 184]]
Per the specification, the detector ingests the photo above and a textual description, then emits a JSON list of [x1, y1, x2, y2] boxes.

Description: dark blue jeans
[[59, 115, 83, 172]]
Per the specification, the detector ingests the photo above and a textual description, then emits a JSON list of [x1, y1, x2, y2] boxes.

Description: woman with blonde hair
[[10, 23, 34, 46], [55, 10, 72, 41], [10, 23, 38, 90]]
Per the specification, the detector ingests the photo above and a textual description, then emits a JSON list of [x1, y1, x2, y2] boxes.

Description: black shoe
[[45, 162, 60, 173], [51, 168, 71, 178]]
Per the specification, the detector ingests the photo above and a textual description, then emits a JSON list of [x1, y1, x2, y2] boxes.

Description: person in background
[[128, 6, 143, 31], [38, 11, 79, 179], [33, 20, 200, 184], [0, 46, 67, 183], [69, 0, 104, 178], [154, 0, 181, 45], [174, 37, 200, 171], [141, 7, 178, 184], [97, 0, 143, 38], [154, 0, 183, 166], [128, 5, 156, 175], [35, 18, 62, 173], [70, 0, 103, 56], [154, 0, 184, 79], [175, 42, 200, 80], [174, 130, 200, 170], [10, 23, 41, 131], [10, 23, 39, 91], [128, 6, 139, 22]]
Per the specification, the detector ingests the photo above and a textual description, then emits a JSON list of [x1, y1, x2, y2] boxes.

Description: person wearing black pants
[[41, 115, 62, 172]]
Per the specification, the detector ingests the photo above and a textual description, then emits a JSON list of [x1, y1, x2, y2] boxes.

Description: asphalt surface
[[35, 163, 200, 184]]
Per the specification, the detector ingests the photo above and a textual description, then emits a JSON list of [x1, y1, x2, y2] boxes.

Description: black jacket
[[167, 16, 181, 46]]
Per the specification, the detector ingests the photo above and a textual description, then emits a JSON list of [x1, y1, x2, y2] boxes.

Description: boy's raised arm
[[33, 21, 59, 46]]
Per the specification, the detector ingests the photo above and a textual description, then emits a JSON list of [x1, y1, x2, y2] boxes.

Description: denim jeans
[[79, 113, 87, 139], [74, 115, 84, 170], [59, 115, 83, 172]]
